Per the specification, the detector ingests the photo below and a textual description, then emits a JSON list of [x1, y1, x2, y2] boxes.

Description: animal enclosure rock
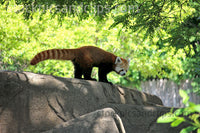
[[0, 71, 187, 133], [42, 108, 125, 133]]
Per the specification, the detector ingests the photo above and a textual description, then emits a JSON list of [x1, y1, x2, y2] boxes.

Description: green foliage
[[157, 89, 200, 133], [0, 1, 200, 90], [0, 2, 133, 85]]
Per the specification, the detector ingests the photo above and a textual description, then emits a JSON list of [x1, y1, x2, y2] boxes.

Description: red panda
[[30, 46, 130, 83]]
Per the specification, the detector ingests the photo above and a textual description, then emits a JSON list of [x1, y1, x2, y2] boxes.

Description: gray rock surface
[[42, 108, 125, 133], [0, 71, 187, 133]]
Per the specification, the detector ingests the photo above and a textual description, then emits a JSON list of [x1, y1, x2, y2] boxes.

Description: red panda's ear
[[128, 58, 130, 64], [115, 57, 122, 64]]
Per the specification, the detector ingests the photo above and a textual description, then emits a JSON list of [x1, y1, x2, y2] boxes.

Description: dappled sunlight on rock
[[0, 71, 188, 133]]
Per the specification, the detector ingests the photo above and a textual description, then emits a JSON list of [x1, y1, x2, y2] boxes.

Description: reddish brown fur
[[30, 48, 77, 65], [30, 46, 117, 67], [30, 46, 129, 83]]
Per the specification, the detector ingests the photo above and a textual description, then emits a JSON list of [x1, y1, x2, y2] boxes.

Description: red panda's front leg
[[98, 66, 112, 84]]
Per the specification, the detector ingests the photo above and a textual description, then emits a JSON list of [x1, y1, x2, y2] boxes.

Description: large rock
[[42, 108, 125, 133], [0, 71, 187, 133]]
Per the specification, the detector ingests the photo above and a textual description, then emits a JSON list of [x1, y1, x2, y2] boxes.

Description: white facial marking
[[119, 70, 126, 76], [115, 67, 127, 76], [114, 57, 129, 76], [115, 67, 121, 73]]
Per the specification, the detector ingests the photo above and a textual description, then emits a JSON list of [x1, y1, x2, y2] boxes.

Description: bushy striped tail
[[30, 49, 76, 65]]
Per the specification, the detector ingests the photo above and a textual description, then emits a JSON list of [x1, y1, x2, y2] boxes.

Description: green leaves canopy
[[0, 0, 200, 88]]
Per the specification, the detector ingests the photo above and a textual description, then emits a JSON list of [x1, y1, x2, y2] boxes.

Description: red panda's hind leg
[[73, 63, 83, 79], [83, 67, 97, 81]]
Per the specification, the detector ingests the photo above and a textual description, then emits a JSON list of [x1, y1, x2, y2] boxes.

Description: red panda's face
[[114, 57, 130, 76]]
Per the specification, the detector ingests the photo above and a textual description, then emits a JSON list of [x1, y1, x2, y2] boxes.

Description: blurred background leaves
[[0, 0, 199, 91]]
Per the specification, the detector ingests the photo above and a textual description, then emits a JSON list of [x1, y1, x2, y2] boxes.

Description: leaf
[[198, 128, 200, 133], [174, 108, 185, 116], [157, 113, 176, 123], [170, 117, 185, 127], [179, 89, 190, 105], [193, 105, 200, 112], [189, 114, 200, 125], [184, 104, 200, 116], [180, 126, 198, 133], [188, 102, 196, 107]]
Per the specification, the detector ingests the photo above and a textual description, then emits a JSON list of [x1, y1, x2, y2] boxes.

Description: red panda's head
[[114, 57, 130, 76]]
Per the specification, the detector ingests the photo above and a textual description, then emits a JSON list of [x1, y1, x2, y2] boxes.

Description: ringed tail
[[30, 49, 76, 65]]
